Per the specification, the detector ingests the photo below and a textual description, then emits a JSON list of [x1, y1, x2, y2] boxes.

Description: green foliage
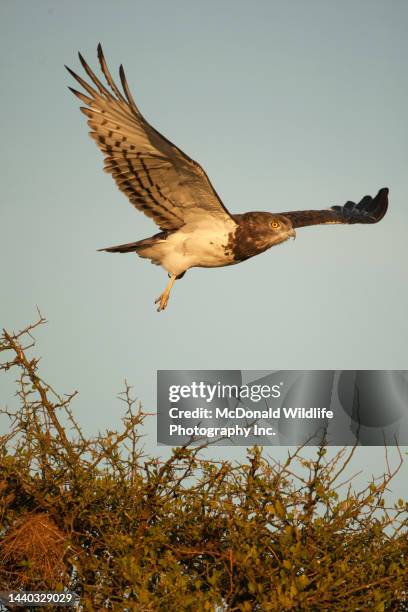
[[0, 317, 407, 610]]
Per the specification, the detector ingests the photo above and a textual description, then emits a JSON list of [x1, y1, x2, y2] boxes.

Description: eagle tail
[[98, 241, 143, 253], [98, 232, 168, 254]]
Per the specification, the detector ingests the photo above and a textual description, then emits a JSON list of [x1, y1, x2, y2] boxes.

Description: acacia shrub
[[0, 318, 407, 610]]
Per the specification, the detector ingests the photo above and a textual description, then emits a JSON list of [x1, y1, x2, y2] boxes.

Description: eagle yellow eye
[[271, 221, 280, 229]]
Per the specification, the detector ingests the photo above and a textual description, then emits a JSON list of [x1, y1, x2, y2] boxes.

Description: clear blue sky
[[1, 1, 407, 495]]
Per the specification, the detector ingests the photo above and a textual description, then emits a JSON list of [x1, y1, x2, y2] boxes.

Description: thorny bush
[[0, 316, 407, 610]]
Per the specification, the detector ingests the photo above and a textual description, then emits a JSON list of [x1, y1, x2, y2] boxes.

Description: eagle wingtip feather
[[97, 43, 105, 65], [374, 186, 389, 222], [65, 64, 75, 77]]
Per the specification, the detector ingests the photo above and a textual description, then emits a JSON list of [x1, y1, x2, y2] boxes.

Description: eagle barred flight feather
[[67, 45, 389, 311]]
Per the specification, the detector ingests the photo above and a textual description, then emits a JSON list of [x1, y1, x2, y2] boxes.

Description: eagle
[[67, 45, 389, 311]]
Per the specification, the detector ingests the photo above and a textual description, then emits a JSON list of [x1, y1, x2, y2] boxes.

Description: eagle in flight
[[67, 45, 389, 311]]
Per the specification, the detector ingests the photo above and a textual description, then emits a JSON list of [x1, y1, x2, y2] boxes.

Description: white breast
[[140, 218, 237, 276]]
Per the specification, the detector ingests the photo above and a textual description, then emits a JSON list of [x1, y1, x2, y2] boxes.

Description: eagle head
[[264, 213, 296, 244], [231, 212, 295, 261]]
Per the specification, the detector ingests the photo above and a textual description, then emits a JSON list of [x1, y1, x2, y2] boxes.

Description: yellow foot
[[155, 291, 170, 312], [154, 274, 177, 312]]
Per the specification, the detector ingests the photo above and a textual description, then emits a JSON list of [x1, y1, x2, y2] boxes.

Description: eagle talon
[[154, 274, 177, 312], [155, 293, 170, 312]]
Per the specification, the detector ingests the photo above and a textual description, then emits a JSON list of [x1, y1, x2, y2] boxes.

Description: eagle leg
[[155, 274, 177, 312]]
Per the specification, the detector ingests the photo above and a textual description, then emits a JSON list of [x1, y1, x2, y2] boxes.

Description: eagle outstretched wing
[[66, 44, 235, 231], [281, 188, 389, 228]]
